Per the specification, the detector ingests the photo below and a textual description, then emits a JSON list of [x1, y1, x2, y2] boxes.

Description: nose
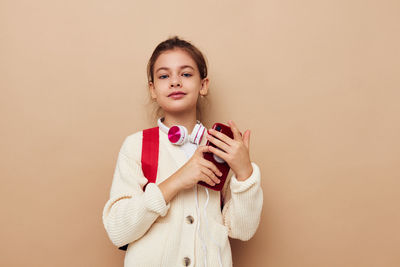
[[169, 75, 182, 88]]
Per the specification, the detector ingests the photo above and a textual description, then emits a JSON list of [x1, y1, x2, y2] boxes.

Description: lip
[[168, 91, 186, 97]]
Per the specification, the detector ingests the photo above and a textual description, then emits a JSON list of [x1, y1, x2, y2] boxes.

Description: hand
[[206, 120, 253, 181], [174, 145, 223, 190]]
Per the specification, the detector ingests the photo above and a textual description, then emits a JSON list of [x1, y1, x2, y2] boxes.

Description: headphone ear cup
[[190, 123, 206, 145], [168, 125, 188, 145]]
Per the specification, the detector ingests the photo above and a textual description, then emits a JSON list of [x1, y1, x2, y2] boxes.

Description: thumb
[[197, 145, 210, 154], [243, 130, 251, 149]]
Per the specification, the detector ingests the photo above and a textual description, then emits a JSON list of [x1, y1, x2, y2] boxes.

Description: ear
[[199, 77, 209, 96], [149, 81, 157, 99]]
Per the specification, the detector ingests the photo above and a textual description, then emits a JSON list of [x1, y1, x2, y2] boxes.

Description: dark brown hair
[[146, 35, 209, 122]]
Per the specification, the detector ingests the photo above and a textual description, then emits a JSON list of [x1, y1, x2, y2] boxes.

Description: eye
[[159, 75, 168, 79], [182, 73, 192, 77]]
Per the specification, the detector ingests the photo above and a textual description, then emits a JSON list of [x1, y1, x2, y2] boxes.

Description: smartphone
[[199, 122, 235, 191]]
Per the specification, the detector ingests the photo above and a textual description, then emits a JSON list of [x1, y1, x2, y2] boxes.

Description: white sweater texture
[[102, 126, 263, 267]]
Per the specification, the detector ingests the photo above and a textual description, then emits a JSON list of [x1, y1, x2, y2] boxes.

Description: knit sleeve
[[221, 162, 263, 241], [102, 135, 170, 248]]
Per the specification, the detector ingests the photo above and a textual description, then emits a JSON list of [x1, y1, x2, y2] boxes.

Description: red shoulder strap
[[141, 127, 159, 191], [118, 127, 160, 251]]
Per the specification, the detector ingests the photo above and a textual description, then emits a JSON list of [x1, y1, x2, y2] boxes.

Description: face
[[149, 48, 209, 116]]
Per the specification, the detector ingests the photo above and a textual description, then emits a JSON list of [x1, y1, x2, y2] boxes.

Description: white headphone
[[157, 117, 206, 146]]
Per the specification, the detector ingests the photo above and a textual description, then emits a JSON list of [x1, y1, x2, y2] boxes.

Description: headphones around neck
[[157, 117, 206, 146]]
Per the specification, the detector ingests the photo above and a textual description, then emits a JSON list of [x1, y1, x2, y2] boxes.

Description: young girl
[[102, 36, 263, 267]]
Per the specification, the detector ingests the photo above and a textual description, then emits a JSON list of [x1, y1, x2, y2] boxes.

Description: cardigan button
[[182, 256, 191, 266], [185, 215, 194, 224]]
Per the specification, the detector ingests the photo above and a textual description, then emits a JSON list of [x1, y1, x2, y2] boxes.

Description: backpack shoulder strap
[[141, 126, 160, 191], [118, 126, 160, 251]]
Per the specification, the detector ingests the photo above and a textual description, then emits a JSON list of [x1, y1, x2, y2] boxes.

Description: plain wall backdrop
[[1, 0, 399, 266]]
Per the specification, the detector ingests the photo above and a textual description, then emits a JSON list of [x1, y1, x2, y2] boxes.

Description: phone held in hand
[[199, 122, 234, 191]]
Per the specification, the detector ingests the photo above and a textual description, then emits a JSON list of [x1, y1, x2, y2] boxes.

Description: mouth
[[168, 91, 186, 97]]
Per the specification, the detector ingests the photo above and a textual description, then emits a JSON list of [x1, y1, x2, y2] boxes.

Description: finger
[[208, 128, 234, 147], [227, 120, 243, 141], [201, 167, 221, 184], [201, 157, 223, 177], [208, 145, 228, 162], [206, 133, 230, 153], [197, 145, 211, 154], [200, 172, 216, 186], [243, 130, 251, 149]]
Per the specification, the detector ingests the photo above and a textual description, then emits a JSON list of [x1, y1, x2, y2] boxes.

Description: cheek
[[153, 80, 167, 87], [152, 81, 169, 93], [185, 80, 202, 91]]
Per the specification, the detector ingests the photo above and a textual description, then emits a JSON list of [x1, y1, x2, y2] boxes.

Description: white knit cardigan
[[102, 128, 263, 266]]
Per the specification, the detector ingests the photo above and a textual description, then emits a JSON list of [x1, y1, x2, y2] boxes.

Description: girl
[[102, 36, 263, 267]]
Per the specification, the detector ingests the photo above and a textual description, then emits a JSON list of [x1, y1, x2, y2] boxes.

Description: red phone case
[[198, 123, 234, 191]]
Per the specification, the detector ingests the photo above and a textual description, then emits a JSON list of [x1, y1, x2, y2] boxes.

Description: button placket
[[178, 183, 197, 267]]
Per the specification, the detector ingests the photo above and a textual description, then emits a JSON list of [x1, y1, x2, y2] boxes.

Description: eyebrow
[[155, 65, 195, 73]]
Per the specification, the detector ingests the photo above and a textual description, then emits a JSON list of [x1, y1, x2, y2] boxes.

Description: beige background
[[1, 0, 399, 266]]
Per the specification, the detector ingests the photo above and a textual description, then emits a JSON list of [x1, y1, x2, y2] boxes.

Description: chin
[[162, 104, 195, 114]]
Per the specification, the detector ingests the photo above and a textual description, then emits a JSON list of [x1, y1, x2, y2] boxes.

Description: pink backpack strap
[[141, 127, 159, 191]]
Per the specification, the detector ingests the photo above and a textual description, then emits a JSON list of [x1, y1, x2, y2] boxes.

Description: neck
[[162, 110, 198, 134]]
